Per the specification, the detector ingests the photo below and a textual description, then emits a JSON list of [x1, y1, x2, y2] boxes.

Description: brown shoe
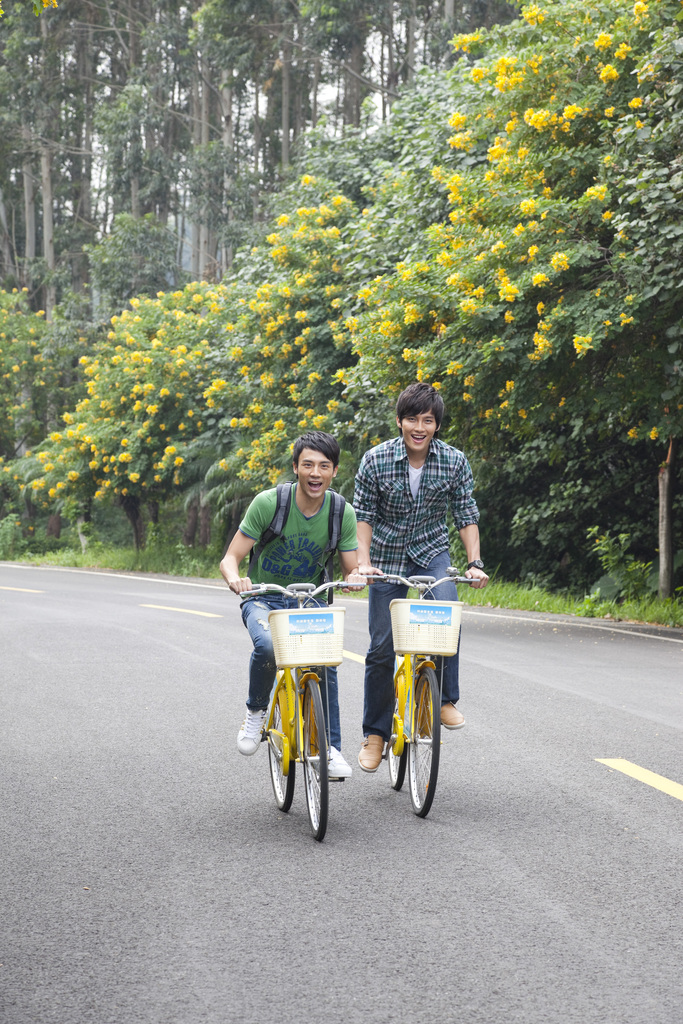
[[358, 735, 384, 773], [441, 703, 465, 729]]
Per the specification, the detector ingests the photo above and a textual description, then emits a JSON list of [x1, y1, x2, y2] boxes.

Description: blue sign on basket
[[289, 612, 334, 635], [408, 604, 452, 626]]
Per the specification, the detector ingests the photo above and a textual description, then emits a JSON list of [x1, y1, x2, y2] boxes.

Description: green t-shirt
[[239, 485, 358, 587]]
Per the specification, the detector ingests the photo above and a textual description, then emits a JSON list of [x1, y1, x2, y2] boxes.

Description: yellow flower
[[594, 33, 613, 51], [628, 96, 643, 109], [521, 4, 545, 26], [615, 42, 632, 60], [532, 273, 549, 287], [599, 65, 619, 84], [174, 456, 184, 466], [605, 107, 615, 118], [573, 334, 594, 355], [550, 252, 569, 272], [628, 427, 638, 440], [519, 198, 537, 216], [650, 427, 659, 440]]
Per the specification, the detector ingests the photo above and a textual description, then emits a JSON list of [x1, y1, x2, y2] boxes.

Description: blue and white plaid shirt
[[353, 436, 480, 574]]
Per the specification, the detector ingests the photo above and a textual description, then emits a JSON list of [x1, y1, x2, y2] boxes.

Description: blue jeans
[[363, 550, 460, 741], [240, 594, 342, 750]]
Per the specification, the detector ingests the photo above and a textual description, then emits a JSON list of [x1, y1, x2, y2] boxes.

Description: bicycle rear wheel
[[408, 665, 440, 818], [302, 677, 329, 842], [268, 685, 295, 812]]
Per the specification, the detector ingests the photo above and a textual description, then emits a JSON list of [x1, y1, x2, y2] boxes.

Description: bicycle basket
[[389, 600, 463, 657], [268, 606, 346, 668]]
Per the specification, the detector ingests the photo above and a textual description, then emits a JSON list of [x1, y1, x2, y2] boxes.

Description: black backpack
[[247, 482, 347, 603]]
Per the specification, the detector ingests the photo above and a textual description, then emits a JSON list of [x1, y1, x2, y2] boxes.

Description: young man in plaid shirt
[[353, 382, 489, 773]]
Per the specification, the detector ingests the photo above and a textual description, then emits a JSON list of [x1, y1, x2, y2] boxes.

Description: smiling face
[[292, 446, 338, 508], [396, 411, 438, 464]]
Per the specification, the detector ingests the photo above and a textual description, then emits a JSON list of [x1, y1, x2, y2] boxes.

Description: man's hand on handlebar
[[464, 566, 489, 589], [226, 575, 254, 595], [358, 562, 382, 583], [342, 570, 367, 593]]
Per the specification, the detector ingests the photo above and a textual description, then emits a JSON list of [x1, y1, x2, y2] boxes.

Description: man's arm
[[219, 530, 256, 594], [356, 521, 382, 578], [339, 549, 366, 588], [458, 523, 488, 590]]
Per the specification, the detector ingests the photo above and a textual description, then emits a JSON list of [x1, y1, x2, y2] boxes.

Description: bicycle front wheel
[[268, 685, 295, 812], [408, 665, 440, 818], [302, 677, 329, 842]]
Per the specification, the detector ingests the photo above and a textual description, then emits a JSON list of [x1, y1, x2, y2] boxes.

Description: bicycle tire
[[388, 737, 407, 790], [268, 686, 295, 812], [302, 677, 329, 842], [408, 665, 440, 817]]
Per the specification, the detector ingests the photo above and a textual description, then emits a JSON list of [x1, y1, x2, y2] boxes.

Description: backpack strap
[[247, 481, 293, 577], [321, 489, 346, 604]]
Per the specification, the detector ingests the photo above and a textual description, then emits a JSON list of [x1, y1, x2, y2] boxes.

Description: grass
[[5, 545, 682, 628]]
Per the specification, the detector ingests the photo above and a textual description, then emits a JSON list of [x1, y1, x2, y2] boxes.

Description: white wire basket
[[389, 599, 463, 657], [268, 606, 346, 668]]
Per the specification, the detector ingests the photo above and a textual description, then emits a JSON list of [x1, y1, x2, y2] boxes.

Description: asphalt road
[[1, 563, 682, 1024]]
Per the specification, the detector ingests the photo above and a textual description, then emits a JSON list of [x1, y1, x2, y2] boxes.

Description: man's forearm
[[459, 523, 481, 563], [356, 521, 373, 566]]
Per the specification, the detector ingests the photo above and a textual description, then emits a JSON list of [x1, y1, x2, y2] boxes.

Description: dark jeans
[[240, 593, 341, 749], [363, 550, 460, 741]]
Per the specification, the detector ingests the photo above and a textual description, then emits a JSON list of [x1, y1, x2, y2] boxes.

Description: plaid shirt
[[353, 436, 480, 574]]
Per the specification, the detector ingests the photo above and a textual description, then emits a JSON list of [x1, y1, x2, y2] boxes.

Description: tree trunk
[[198, 53, 211, 279], [121, 495, 145, 549], [0, 186, 16, 281], [311, 57, 321, 127], [220, 69, 234, 272], [46, 513, 61, 539], [40, 146, 56, 318], [658, 436, 676, 599], [22, 159, 36, 262], [444, 0, 455, 21], [183, 497, 199, 547], [190, 63, 201, 277], [406, 2, 417, 82], [281, 30, 291, 167], [199, 500, 211, 547], [76, 515, 89, 553]]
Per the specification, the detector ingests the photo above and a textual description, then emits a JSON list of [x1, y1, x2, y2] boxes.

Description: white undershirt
[[408, 463, 423, 499]]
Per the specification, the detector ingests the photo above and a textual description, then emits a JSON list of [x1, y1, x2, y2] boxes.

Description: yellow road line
[[596, 758, 683, 802], [0, 586, 44, 593], [343, 650, 366, 665], [140, 603, 222, 619]]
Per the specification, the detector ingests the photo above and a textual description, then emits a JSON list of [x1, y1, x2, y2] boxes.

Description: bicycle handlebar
[[371, 569, 478, 589], [240, 577, 367, 600]]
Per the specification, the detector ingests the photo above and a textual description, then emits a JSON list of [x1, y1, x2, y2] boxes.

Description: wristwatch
[[467, 559, 485, 570]]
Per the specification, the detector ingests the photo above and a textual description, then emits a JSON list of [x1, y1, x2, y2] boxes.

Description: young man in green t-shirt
[[220, 431, 362, 779]]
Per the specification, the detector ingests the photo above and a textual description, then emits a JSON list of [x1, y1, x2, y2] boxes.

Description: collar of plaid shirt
[[353, 436, 479, 574]]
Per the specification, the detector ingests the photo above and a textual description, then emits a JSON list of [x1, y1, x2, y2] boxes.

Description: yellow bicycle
[[241, 580, 349, 842], [377, 568, 474, 818]]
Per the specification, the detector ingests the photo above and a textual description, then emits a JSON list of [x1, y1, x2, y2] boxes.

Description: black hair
[[396, 382, 444, 432], [292, 431, 340, 467]]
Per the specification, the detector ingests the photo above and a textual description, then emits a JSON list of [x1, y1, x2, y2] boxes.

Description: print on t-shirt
[[260, 533, 324, 579]]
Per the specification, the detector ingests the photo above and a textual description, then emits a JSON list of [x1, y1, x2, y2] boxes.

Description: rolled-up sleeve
[[353, 453, 378, 525], [450, 456, 480, 529]]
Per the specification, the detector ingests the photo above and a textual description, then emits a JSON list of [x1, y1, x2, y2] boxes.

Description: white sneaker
[[328, 746, 352, 779], [237, 708, 267, 755]]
